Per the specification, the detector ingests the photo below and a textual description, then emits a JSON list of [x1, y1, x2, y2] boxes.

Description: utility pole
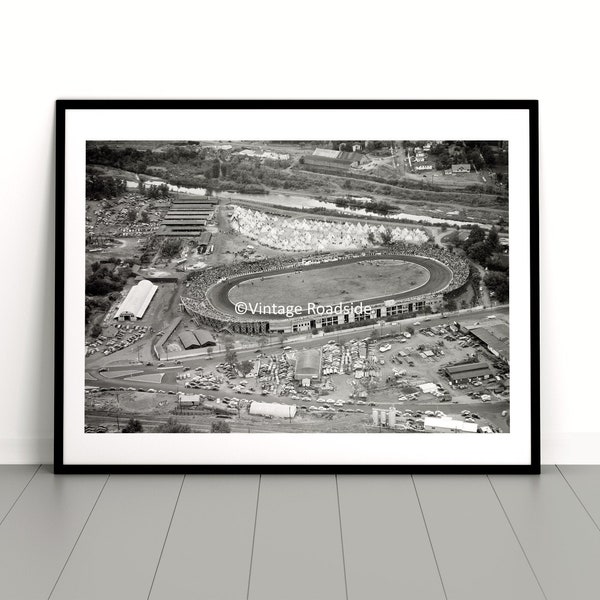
[[115, 392, 120, 431]]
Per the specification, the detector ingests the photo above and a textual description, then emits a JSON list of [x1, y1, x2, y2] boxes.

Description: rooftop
[[470, 326, 510, 362], [295, 349, 322, 379], [114, 280, 157, 319], [445, 362, 492, 378]]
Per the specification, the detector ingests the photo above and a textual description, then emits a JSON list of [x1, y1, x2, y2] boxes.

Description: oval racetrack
[[206, 254, 453, 320]]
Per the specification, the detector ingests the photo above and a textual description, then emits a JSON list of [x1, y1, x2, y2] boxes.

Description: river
[[126, 178, 488, 228], [218, 191, 488, 228]]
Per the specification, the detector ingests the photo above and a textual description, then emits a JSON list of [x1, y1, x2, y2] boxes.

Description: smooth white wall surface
[[1, 0, 598, 464]]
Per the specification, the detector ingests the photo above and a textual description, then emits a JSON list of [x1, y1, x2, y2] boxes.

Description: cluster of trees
[[223, 336, 254, 377], [122, 418, 143, 433], [85, 296, 111, 326], [211, 421, 231, 433], [87, 143, 201, 173], [86, 174, 127, 200], [366, 228, 394, 245], [461, 225, 503, 265], [459, 225, 509, 302], [156, 418, 191, 433], [87, 144, 158, 173], [327, 141, 388, 152], [86, 260, 129, 300], [202, 156, 334, 195], [122, 415, 233, 433], [138, 235, 159, 265], [484, 271, 509, 302], [429, 142, 509, 178], [429, 143, 453, 170], [85, 260, 131, 326], [142, 181, 170, 199], [333, 194, 391, 215], [88, 142, 205, 181], [160, 238, 182, 258]]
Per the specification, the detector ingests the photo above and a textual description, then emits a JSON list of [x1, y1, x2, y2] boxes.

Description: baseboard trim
[[542, 433, 600, 464], [0, 438, 53, 464]]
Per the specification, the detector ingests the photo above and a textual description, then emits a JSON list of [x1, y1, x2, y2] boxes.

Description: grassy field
[[227, 260, 430, 308]]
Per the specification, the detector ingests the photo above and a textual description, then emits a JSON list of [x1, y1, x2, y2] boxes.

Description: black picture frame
[[55, 99, 540, 474]]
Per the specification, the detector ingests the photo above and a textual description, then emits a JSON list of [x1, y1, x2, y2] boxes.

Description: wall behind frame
[[0, 0, 598, 463]]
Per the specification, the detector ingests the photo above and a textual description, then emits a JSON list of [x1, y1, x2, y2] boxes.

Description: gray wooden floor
[[0, 467, 599, 599]]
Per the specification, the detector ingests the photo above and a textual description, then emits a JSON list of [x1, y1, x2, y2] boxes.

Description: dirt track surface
[[206, 254, 453, 320]]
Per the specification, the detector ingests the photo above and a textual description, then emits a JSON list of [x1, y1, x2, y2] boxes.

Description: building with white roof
[[249, 402, 297, 419], [418, 382, 438, 394], [114, 279, 158, 321], [423, 417, 478, 433]]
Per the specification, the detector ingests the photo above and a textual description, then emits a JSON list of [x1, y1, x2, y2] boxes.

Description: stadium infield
[[207, 254, 453, 320]]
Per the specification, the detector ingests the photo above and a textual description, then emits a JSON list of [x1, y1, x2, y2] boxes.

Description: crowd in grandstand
[[180, 243, 470, 331], [387, 241, 470, 292], [230, 205, 428, 251]]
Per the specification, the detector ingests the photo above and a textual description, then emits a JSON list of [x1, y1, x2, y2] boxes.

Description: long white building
[[114, 279, 157, 321]]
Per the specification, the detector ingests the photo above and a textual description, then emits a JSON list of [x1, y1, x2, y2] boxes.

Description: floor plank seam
[[0, 464, 42, 529], [46, 474, 110, 600], [246, 474, 262, 600], [410, 476, 449, 600], [146, 475, 186, 600], [486, 475, 549, 600], [334, 475, 350, 600], [556, 466, 600, 534]]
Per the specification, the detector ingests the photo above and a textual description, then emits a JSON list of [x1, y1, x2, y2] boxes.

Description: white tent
[[418, 382, 438, 394], [424, 417, 478, 433], [230, 205, 427, 251], [249, 401, 297, 419], [114, 279, 157, 321]]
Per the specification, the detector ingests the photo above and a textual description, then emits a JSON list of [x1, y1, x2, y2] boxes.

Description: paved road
[[87, 306, 509, 404], [88, 305, 508, 374]]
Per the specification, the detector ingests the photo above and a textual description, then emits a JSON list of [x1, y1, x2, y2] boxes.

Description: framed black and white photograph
[[55, 100, 539, 473]]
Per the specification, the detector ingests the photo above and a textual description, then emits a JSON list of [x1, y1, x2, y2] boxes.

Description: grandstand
[[179, 244, 470, 335], [158, 197, 217, 236]]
